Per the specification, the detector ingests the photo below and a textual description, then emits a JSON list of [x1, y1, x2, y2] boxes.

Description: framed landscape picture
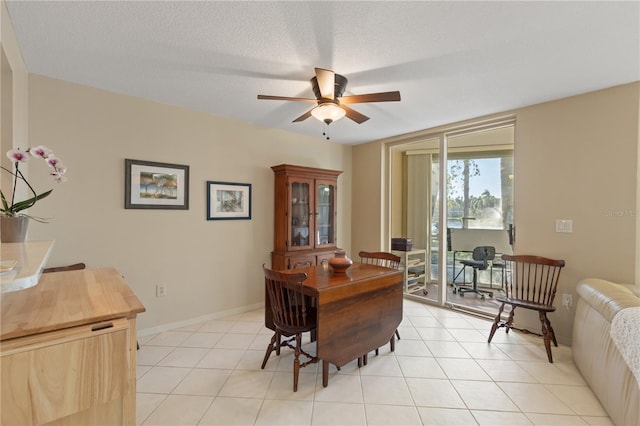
[[125, 159, 189, 209], [207, 181, 252, 220]]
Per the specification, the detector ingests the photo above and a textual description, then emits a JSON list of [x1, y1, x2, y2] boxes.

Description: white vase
[[0, 215, 29, 243]]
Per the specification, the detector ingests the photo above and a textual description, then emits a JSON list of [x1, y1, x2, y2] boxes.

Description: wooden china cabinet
[[271, 164, 342, 270]]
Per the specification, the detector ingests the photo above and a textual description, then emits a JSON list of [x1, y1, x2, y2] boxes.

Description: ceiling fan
[[257, 68, 401, 126]]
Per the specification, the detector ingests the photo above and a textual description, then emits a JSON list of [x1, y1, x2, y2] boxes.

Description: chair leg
[[458, 268, 478, 296], [293, 333, 302, 391], [505, 307, 516, 334], [539, 311, 554, 363], [545, 314, 558, 347], [261, 333, 278, 369], [275, 330, 281, 355], [395, 329, 401, 340], [458, 268, 494, 299], [390, 334, 396, 352], [488, 303, 505, 343]]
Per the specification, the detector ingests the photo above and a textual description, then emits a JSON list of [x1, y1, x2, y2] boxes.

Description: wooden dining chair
[[358, 251, 402, 365], [487, 254, 565, 362], [42, 262, 86, 273], [261, 266, 319, 391], [359, 251, 401, 270]]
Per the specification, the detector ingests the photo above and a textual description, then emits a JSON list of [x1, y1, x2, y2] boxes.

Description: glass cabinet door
[[289, 178, 312, 249], [316, 180, 336, 248]]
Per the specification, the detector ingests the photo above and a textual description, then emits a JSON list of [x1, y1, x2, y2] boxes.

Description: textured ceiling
[[5, 1, 640, 145]]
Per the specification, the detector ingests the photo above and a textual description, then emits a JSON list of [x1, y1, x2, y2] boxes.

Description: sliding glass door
[[391, 123, 514, 317], [443, 129, 514, 315]]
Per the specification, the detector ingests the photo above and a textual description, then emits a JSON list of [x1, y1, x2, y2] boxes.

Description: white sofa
[[573, 278, 640, 426]]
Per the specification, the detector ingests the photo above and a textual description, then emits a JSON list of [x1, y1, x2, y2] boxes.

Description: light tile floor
[[136, 299, 612, 425]]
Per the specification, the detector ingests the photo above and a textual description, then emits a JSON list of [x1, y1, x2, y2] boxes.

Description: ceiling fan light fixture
[[311, 103, 346, 124]]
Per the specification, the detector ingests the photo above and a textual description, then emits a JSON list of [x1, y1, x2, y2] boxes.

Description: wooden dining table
[[264, 262, 403, 387]]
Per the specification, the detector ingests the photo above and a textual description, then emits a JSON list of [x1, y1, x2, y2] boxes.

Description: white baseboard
[[137, 302, 265, 338]]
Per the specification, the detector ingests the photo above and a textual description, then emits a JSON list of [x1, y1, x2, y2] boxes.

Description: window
[[438, 150, 513, 230]]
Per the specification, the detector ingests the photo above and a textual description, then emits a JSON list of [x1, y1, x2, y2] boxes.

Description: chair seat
[[459, 259, 486, 269], [495, 296, 556, 313]]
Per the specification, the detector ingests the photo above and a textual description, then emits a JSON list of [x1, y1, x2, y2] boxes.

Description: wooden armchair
[[488, 254, 565, 362]]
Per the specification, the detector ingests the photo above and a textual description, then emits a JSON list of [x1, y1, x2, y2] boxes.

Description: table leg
[[322, 360, 329, 387]]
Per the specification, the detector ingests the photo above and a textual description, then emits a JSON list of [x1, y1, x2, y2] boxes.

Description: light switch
[[555, 219, 573, 233]]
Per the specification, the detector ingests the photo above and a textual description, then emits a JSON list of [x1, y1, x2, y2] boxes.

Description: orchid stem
[[0, 163, 38, 211], [15, 167, 38, 210]]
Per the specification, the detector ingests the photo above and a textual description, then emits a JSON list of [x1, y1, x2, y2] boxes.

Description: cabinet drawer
[[289, 255, 315, 269], [1, 318, 130, 425], [316, 252, 334, 265]]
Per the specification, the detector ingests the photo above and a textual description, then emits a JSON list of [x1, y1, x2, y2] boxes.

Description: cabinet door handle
[[91, 322, 114, 332]]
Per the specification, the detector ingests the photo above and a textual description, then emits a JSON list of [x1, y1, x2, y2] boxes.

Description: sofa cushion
[[611, 306, 640, 386]]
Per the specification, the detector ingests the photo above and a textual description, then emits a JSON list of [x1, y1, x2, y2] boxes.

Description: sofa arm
[[573, 278, 640, 426], [576, 278, 639, 322]]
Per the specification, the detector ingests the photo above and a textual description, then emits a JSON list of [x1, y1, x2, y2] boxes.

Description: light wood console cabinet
[[271, 164, 342, 270], [0, 267, 145, 425]]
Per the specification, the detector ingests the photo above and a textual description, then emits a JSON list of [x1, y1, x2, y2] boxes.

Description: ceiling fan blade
[[292, 109, 313, 122], [257, 95, 318, 102], [341, 104, 369, 124], [339, 91, 401, 104], [315, 68, 335, 100]]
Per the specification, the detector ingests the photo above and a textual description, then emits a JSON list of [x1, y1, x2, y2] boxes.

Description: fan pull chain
[[322, 122, 331, 140]]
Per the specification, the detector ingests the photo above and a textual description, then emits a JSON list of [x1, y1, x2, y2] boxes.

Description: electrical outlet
[[156, 284, 167, 297], [562, 293, 572, 309], [555, 219, 573, 233]]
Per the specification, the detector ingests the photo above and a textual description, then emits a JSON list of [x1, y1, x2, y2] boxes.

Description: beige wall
[[25, 75, 352, 332], [353, 82, 640, 344], [515, 84, 638, 281], [351, 140, 386, 256], [1, 0, 28, 197], [513, 83, 639, 341]]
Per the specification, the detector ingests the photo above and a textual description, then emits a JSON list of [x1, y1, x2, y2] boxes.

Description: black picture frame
[[124, 159, 189, 210], [206, 181, 252, 220]]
